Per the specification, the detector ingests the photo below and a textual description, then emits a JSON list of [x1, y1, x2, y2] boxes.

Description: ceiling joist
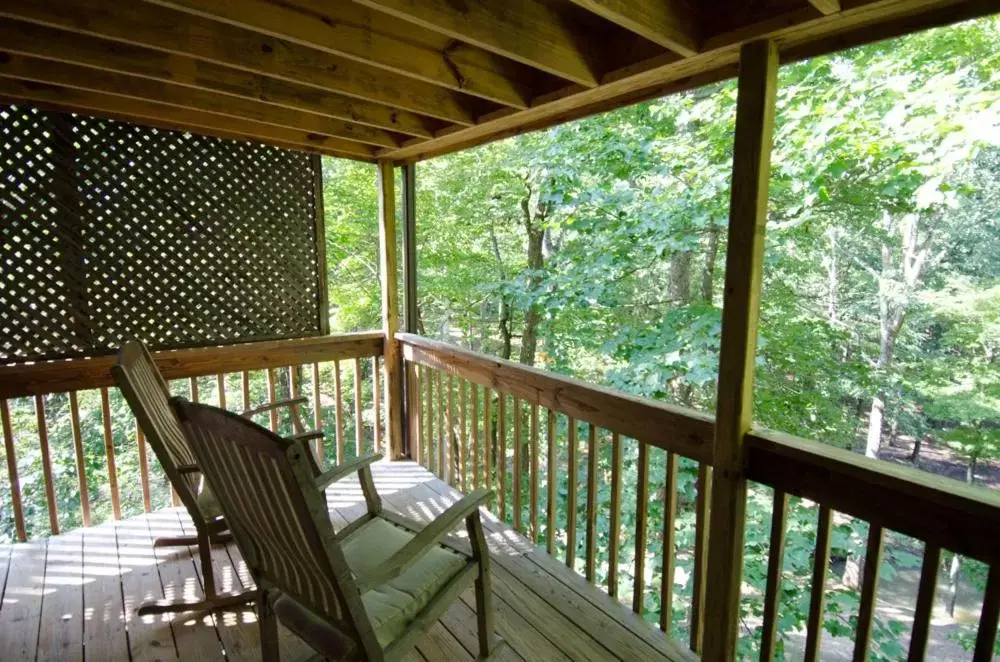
[[565, 0, 701, 57], [352, 0, 602, 88]]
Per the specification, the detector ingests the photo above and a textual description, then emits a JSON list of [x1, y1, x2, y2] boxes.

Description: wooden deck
[[0, 460, 695, 662]]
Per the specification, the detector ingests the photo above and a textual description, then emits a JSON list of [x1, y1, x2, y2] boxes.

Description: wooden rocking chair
[[112, 340, 325, 616], [173, 398, 499, 662]]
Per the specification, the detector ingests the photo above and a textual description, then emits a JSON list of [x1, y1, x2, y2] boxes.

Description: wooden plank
[[377, 160, 405, 460], [0, 333, 384, 399], [907, 543, 940, 662], [608, 432, 622, 599], [399, 333, 714, 464], [424, 366, 433, 470], [354, 0, 599, 87], [312, 362, 324, 461], [702, 39, 778, 662], [498, 392, 507, 520], [70, 392, 92, 525], [0, 53, 403, 148], [459, 380, 468, 491], [660, 451, 678, 634], [35, 395, 60, 535], [189, 376, 199, 403], [483, 386, 492, 500], [566, 418, 578, 571], [266, 368, 278, 432], [565, 0, 699, 56], [437, 371, 445, 482], [853, 523, 884, 662], [1, 0, 479, 126], [512, 397, 522, 532], [447, 376, 456, 483], [546, 409, 557, 556], [439, 593, 527, 662], [81, 523, 130, 661], [0, 539, 47, 660], [804, 505, 833, 662], [808, 0, 843, 15], [759, 490, 788, 661], [529, 404, 540, 543], [585, 424, 598, 583], [354, 357, 365, 455], [748, 429, 1000, 564], [217, 374, 227, 409], [1, 399, 26, 542], [974, 563, 1000, 662], [690, 463, 711, 653], [633, 440, 648, 614], [150, 0, 531, 109], [100, 387, 122, 521], [471, 384, 480, 489], [241, 371, 251, 412], [335, 360, 346, 462], [373, 356, 383, 455], [136, 422, 152, 514]]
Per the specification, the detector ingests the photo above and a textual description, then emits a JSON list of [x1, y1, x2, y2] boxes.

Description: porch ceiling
[[0, 0, 993, 163]]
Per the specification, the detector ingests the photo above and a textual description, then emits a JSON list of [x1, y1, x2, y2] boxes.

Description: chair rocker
[[173, 398, 499, 662]]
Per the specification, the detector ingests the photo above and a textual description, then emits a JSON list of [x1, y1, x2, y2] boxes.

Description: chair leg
[[199, 530, 217, 597], [467, 511, 497, 660], [259, 589, 281, 662]]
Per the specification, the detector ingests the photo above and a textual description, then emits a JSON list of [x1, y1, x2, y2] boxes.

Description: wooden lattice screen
[[0, 104, 326, 364]]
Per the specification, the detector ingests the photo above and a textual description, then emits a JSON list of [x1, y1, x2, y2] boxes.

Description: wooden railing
[[0, 332, 385, 542], [398, 333, 1000, 661]]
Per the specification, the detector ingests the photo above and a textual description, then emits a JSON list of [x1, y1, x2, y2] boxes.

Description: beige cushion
[[343, 517, 467, 648]]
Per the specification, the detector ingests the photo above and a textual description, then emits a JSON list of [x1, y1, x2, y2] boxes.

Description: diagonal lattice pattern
[[1, 105, 323, 364]]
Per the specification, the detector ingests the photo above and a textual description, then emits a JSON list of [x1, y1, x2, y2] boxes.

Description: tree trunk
[[910, 435, 924, 467], [518, 195, 545, 367], [489, 224, 513, 361], [700, 225, 719, 303], [670, 250, 692, 304], [947, 553, 962, 617]]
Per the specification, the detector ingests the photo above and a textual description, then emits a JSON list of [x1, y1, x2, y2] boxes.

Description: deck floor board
[[1, 461, 693, 661]]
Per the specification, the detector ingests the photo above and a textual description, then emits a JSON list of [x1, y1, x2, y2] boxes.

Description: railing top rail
[[0, 331, 384, 398], [747, 429, 1000, 564], [397, 332, 715, 465]]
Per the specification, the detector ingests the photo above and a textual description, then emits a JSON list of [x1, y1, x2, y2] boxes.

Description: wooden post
[[401, 163, 419, 456], [312, 154, 330, 335], [702, 39, 779, 661], [378, 159, 404, 459]]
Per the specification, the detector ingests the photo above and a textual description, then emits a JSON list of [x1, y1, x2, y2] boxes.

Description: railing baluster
[[459, 379, 468, 491], [546, 408, 557, 555], [372, 356, 382, 455], [312, 363, 324, 461], [1, 399, 26, 542], [907, 544, 940, 662], [266, 368, 278, 431], [447, 375, 455, 484], [70, 392, 92, 526], [585, 423, 598, 583], [217, 373, 226, 409], [608, 431, 622, 599], [100, 387, 122, 520], [498, 392, 507, 520], [974, 563, 1000, 662], [513, 397, 522, 532], [760, 489, 789, 661], [691, 463, 711, 652], [135, 420, 151, 514], [423, 366, 433, 471], [853, 523, 884, 661], [471, 383, 480, 489], [335, 360, 345, 462], [483, 386, 492, 503], [35, 395, 59, 535], [566, 417, 578, 570], [660, 451, 678, 634], [804, 505, 834, 662], [633, 440, 648, 614], [354, 357, 364, 456], [437, 370, 445, 481], [241, 370, 251, 412], [530, 404, 539, 542], [408, 363, 421, 464], [189, 376, 199, 402]]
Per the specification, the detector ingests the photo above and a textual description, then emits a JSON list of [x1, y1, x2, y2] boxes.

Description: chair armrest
[[290, 430, 325, 444], [242, 396, 308, 418], [315, 453, 383, 491], [356, 488, 491, 592], [176, 464, 200, 475]]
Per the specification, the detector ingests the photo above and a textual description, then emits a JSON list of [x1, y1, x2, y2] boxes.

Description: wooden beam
[[378, 161, 405, 459], [146, 0, 533, 109], [565, 0, 700, 57], [0, 333, 385, 399], [808, 0, 842, 15], [353, 0, 601, 87], [702, 39, 779, 662], [0, 0, 481, 125], [0, 78, 379, 159], [0, 53, 403, 148], [397, 332, 715, 464], [0, 19, 436, 139]]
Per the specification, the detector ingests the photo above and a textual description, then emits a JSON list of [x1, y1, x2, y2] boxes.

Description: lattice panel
[[1, 105, 323, 364]]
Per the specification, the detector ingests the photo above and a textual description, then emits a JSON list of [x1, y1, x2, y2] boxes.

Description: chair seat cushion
[[342, 517, 467, 648]]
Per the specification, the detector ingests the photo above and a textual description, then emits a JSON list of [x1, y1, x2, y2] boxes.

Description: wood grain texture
[[633, 439, 648, 614], [377, 160, 405, 460], [759, 490, 788, 661], [70, 392, 92, 525], [804, 506, 834, 662], [34, 395, 59, 534], [100, 387, 122, 520], [566, 0, 700, 56], [907, 543, 940, 661]]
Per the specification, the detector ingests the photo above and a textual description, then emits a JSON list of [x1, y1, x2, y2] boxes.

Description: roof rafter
[[0, 78, 379, 159], [0, 53, 404, 148], [565, 0, 701, 57], [353, 0, 602, 88], [0, 0, 482, 126], [0, 20, 436, 139], [145, 0, 534, 109]]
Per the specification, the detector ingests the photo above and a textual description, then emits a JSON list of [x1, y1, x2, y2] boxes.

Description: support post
[[312, 154, 330, 335], [401, 163, 419, 457], [702, 39, 779, 661], [377, 160, 404, 459]]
